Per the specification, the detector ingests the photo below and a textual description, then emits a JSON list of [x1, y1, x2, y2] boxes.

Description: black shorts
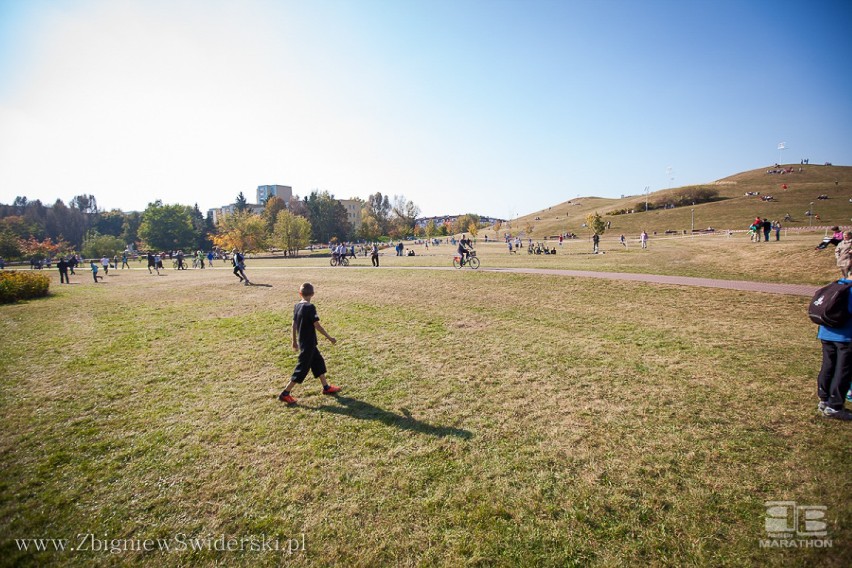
[[291, 346, 327, 383]]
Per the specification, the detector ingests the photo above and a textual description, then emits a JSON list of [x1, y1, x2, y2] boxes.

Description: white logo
[[761, 501, 831, 548], [813, 295, 825, 307]]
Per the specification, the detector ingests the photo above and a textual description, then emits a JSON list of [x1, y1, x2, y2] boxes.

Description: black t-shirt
[[293, 301, 319, 348]]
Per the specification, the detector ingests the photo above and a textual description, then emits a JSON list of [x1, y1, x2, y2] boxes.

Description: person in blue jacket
[[817, 278, 852, 420]]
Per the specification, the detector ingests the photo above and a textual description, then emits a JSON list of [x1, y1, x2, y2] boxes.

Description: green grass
[[1, 244, 850, 566]]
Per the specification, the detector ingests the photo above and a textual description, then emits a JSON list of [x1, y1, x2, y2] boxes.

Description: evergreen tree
[[234, 192, 248, 213]]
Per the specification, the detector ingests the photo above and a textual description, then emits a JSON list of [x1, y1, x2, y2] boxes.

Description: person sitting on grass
[[278, 282, 341, 404], [816, 227, 844, 250]]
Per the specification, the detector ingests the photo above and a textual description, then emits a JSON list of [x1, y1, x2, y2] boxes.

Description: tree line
[[0, 190, 434, 260]]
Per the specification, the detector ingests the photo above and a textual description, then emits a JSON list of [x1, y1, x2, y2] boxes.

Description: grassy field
[[1, 239, 850, 567], [262, 233, 842, 286]]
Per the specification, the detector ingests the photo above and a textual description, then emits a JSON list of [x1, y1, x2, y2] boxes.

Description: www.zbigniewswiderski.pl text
[[15, 533, 306, 554]]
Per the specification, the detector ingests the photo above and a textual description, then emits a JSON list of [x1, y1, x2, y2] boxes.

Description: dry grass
[[0, 251, 850, 566], [490, 163, 852, 241]]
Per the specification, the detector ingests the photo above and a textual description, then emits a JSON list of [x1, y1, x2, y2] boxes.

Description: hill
[[486, 164, 852, 239]]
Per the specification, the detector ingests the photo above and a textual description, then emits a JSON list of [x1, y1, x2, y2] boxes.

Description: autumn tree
[[273, 210, 312, 256], [212, 210, 268, 252], [586, 212, 606, 237]]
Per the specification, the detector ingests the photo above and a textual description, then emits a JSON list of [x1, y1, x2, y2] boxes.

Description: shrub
[[0, 271, 51, 304]]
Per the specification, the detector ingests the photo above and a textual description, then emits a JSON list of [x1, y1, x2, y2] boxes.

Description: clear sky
[[1, 0, 850, 220]]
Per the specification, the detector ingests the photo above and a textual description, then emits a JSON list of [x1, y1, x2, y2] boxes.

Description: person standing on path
[[640, 230, 648, 249], [370, 244, 379, 267], [592, 233, 600, 254], [835, 231, 852, 279], [121, 251, 130, 269], [762, 218, 772, 242], [101, 256, 110, 275]]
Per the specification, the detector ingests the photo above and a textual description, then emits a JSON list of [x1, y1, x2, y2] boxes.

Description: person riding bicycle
[[458, 234, 473, 266]]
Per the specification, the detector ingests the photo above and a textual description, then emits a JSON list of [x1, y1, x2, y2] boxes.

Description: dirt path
[[398, 266, 817, 296]]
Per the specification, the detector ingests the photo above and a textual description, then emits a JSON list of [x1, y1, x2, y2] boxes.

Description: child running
[[90, 261, 103, 283], [278, 282, 341, 404]]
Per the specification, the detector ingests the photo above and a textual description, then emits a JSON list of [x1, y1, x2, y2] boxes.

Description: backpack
[[808, 281, 852, 327]]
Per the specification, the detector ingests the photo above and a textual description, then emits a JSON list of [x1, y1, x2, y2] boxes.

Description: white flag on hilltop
[[777, 142, 786, 150]]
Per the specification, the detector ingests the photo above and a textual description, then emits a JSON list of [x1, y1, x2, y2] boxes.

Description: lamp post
[[809, 202, 814, 227], [691, 208, 695, 235], [644, 186, 650, 212]]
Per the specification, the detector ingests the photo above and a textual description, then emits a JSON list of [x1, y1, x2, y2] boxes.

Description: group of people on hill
[[748, 217, 782, 242]]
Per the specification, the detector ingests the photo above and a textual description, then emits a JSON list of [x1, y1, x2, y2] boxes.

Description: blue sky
[[0, 0, 850, 220]]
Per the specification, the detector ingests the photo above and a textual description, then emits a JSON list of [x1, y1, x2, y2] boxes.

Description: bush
[[0, 271, 51, 303]]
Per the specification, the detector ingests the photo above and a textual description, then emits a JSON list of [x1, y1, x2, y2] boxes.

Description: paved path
[[397, 266, 818, 296], [182, 265, 819, 297]]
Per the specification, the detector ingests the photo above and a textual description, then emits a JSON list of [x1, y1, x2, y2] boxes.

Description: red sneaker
[[323, 385, 342, 395], [278, 393, 297, 404]]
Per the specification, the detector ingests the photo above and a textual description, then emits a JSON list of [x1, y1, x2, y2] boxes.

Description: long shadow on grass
[[308, 396, 472, 440]]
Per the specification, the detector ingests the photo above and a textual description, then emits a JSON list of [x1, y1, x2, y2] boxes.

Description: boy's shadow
[[248, 282, 273, 287], [308, 396, 472, 440]]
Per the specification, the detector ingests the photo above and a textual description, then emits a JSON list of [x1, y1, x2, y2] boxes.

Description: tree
[[262, 196, 288, 233], [468, 221, 479, 241], [358, 214, 382, 242], [391, 195, 420, 237], [138, 201, 196, 251], [0, 229, 22, 259], [17, 236, 71, 260], [586, 212, 606, 236], [273, 210, 311, 256], [212, 210, 268, 252], [45, 199, 88, 249], [190, 204, 211, 251], [305, 191, 351, 243], [82, 232, 125, 259], [93, 209, 125, 237], [70, 194, 98, 214], [121, 211, 142, 247], [425, 220, 437, 242], [364, 193, 392, 235], [453, 213, 480, 236], [493, 220, 502, 234], [234, 192, 248, 213]]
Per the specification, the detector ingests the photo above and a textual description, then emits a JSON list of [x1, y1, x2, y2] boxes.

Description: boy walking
[[278, 282, 341, 404]]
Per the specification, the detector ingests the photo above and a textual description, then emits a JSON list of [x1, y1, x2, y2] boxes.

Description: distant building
[[208, 202, 265, 225], [339, 199, 363, 231], [257, 185, 292, 204], [208, 184, 293, 225]]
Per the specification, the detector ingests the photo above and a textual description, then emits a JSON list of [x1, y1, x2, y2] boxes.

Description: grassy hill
[[485, 164, 852, 239]]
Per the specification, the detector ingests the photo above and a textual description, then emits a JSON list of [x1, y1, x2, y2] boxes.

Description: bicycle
[[329, 255, 350, 267], [452, 250, 480, 269]]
